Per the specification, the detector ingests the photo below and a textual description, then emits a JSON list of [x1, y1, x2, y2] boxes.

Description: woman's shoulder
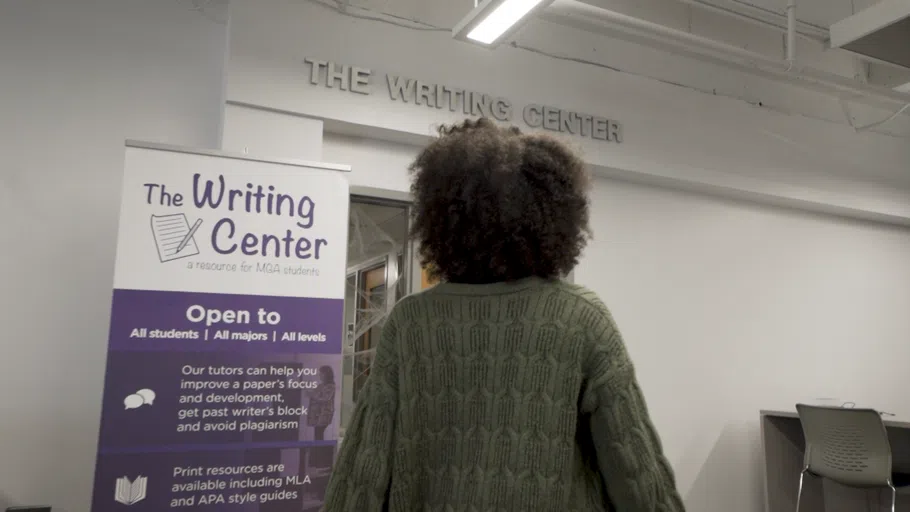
[[394, 279, 612, 308], [550, 280, 602, 300], [544, 281, 612, 313]]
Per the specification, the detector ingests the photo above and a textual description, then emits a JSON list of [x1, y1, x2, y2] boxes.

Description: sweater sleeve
[[580, 304, 686, 512], [323, 315, 400, 511]]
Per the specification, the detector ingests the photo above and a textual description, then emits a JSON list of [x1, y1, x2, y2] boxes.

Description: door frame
[[350, 186, 421, 294]]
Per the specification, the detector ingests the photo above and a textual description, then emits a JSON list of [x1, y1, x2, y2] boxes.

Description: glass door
[[341, 198, 411, 433]]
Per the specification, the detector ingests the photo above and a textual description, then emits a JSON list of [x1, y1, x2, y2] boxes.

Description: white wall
[[225, 3, 910, 511], [577, 179, 910, 510], [1, 0, 906, 510], [0, 1, 228, 510], [222, 102, 324, 160], [327, 121, 910, 511], [322, 133, 415, 192], [227, 1, 910, 225], [301, 126, 910, 512]]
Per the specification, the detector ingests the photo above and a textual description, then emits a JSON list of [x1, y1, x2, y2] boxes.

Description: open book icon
[[150, 214, 202, 263], [114, 475, 147, 505]]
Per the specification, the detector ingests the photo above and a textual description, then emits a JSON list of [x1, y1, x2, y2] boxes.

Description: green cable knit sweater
[[324, 278, 685, 511]]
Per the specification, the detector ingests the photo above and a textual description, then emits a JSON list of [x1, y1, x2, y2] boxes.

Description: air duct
[[830, 0, 910, 70]]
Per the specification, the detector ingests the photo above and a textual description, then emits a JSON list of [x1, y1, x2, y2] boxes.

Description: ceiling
[[331, 0, 474, 29], [336, 0, 885, 31], [324, 0, 910, 129], [723, 0, 881, 28]]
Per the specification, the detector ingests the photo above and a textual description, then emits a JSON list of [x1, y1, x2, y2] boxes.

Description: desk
[[761, 409, 910, 512]]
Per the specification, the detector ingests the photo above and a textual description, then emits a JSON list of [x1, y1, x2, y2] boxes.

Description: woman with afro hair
[[325, 118, 684, 511]]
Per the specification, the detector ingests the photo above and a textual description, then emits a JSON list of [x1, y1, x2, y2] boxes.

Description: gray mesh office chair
[[796, 404, 910, 512]]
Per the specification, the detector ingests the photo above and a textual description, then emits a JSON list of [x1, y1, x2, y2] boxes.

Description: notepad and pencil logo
[[150, 214, 203, 263]]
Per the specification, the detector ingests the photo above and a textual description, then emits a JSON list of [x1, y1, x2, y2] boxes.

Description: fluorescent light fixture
[[468, 0, 545, 44], [452, 0, 556, 47]]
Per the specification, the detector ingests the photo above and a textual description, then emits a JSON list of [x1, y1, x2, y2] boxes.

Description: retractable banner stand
[[91, 143, 349, 512]]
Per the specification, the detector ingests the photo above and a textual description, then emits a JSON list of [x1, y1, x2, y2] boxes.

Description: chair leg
[[889, 484, 896, 512], [796, 469, 808, 512]]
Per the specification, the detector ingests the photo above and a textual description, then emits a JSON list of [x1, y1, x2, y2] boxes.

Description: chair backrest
[[796, 403, 893, 487]]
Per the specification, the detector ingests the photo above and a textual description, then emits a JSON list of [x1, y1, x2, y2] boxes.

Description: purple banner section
[[92, 445, 335, 512], [107, 289, 343, 354], [92, 288, 345, 511], [98, 351, 341, 450]]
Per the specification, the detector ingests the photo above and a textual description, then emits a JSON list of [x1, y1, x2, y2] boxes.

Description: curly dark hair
[[410, 118, 590, 284]]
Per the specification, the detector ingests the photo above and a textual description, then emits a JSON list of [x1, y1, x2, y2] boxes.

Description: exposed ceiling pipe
[[673, 0, 825, 43], [786, 0, 796, 70], [544, 0, 910, 105]]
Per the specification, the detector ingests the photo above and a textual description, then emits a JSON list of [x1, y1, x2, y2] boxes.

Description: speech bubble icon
[[136, 389, 156, 406], [124, 394, 144, 410]]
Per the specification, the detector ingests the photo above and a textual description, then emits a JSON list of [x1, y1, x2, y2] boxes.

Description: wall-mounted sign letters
[[304, 58, 623, 143]]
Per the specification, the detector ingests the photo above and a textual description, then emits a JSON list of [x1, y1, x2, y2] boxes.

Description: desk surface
[[761, 409, 910, 429]]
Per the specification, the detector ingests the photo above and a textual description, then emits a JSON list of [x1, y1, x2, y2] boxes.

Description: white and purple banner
[[91, 144, 349, 511]]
